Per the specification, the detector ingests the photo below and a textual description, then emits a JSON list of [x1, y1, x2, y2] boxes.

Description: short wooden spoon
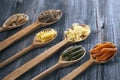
[[0, 9, 62, 51], [61, 42, 117, 80], [2, 24, 90, 80], [0, 28, 57, 68], [32, 46, 86, 80]]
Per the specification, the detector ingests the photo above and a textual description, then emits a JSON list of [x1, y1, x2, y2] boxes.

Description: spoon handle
[[32, 63, 61, 80], [3, 39, 68, 80], [0, 21, 41, 51], [0, 44, 34, 68], [61, 59, 94, 80]]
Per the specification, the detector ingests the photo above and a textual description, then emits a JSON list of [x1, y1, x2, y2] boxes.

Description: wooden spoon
[[61, 43, 117, 80], [32, 46, 86, 80], [0, 9, 62, 51], [2, 24, 90, 80], [0, 28, 57, 68], [0, 13, 29, 32]]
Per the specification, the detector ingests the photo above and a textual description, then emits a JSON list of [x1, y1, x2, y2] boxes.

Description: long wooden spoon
[[61, 42, 117, 80], [32, 46, 86, 80], [2, 24, 90, 80], [0, 28, 57, 68], [0, 9, 62, 51], [0, 13, 29, 32]]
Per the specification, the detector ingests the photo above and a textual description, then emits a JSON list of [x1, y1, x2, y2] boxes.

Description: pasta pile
[[65, 23, 90, 41], [90, 42, 117, 61], [35, 29, 57, 42]]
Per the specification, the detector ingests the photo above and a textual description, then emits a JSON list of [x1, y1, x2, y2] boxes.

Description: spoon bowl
[[38, 9, 62, 26], [58, 47, 86, 67], [0, 13, 29, 32], [33, 28, 58, 48], [90, 43, 117, 64], [65, 24, 91, 43]]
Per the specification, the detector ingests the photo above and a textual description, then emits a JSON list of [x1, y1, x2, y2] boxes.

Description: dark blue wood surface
[[0, 0, 120, 80]]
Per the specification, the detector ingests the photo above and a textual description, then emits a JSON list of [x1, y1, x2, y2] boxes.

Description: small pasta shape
[[35, 29, 57, 42], [65, 23, 90, 41]]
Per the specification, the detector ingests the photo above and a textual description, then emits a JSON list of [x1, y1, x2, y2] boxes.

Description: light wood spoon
[[61, 43, 117, 80], [0, 9, 62, 51], [0, 28, 57, 68], [32, 46, 86, 80], [2, 24, 90, 80], [0, 13, 29, 32]]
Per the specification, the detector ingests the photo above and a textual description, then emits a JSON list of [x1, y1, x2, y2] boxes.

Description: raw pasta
[[90, 42, 117, 61], [35, 29, 57, 42], [65, 23, 90, 41]]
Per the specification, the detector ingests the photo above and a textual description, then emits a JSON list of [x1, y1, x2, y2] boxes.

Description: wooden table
[[0, 0, 120, 80]]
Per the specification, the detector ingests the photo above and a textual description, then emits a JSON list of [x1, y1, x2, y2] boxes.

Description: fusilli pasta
[[35, 29, 57, 42]]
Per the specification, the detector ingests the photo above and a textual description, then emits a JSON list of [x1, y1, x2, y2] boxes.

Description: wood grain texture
[[0, 0, 120, 80]]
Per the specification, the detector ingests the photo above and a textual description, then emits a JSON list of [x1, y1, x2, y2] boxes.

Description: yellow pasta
[[35, 29, 57, 42]]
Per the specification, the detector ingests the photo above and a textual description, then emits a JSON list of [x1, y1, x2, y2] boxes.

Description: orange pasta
[[92, 52, 103, 59], [91, 42, 117, 61], [101, 48, 117, 53], [94, 42, 115, 51], [98, 52, 114, 61]]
